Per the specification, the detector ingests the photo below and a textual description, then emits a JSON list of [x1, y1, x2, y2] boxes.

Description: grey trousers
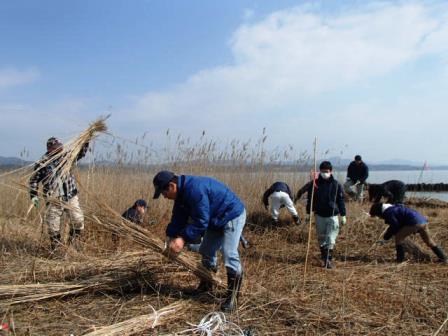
[[315, 215, 340, 250]]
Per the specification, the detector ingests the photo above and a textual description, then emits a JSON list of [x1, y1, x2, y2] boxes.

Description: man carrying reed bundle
[[153, 170, 246, 312], [29, 137, 89, 252]]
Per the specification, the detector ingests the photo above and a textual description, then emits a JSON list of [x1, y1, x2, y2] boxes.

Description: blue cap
[[153, 170, 175, 199], [134, 199, 147, 208]]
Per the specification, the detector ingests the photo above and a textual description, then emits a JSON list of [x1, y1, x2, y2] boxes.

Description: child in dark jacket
[[122, 199, 147, 225], [369, 203, 447, 263], [113, 199, 148, 246]]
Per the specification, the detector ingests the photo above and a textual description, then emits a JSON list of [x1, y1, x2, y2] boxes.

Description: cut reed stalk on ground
[[82, 301, 190, 336]]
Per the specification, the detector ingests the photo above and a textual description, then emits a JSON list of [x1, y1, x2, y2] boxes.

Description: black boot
[[49, 233, 62, 251], [431, 246, 448, 264], [396, 244, 405, 263], [293, 215, 301, 225], [320, 247, 334, 269], [68, 228, 83, 251], [221, 268, 243, 313], [196, 265, 217, 293]]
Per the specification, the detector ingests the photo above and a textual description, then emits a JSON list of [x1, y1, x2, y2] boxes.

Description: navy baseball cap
[[134, 199, 147, 208], [153, 170, 175, 199]]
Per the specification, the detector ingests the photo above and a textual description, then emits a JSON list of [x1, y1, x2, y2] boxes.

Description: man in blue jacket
[[369, 203, 447, 263], [263, 181, 301, 225], [153, 170, 246, 312], [306, 161, 347, 269]]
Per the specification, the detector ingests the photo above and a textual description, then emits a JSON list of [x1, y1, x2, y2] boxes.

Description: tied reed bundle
[[82, 301, 189, 336]]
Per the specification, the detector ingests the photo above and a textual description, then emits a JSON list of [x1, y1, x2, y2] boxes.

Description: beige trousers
[[395, 223, 436, 247], [45, 196, 84, 236]]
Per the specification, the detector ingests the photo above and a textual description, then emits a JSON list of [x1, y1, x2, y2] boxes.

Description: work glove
[[31, 196, 39, 208], [376, 239, 387, 246], [340, 216, 347, 226]]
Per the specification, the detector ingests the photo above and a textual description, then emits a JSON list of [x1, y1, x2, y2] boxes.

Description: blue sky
[[1, 1, 447, 164]]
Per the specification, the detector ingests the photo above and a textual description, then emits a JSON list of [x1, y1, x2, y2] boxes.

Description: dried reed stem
[[82, 302, 189, 336]]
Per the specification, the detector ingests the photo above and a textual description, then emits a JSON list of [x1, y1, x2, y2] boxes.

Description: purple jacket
[[383, 204, 427, 240]]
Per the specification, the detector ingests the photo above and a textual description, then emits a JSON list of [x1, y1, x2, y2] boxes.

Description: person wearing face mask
[[305, 161, 347, 269]]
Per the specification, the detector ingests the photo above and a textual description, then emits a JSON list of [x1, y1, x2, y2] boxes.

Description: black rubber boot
[[68, 228, 83, 251], [293, 215, 301, 225], [221, 268, 243, 313], [396, 244, 405, 263], [49, 233, 62, 251], [196, 265, 217, 293], [431, 246, 448, 264], [320, 247, 334, 269]]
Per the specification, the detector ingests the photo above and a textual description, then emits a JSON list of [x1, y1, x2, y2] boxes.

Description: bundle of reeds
[[82, 301, 190, 336], [0, 251, 181, 284], [0, 260, 179, 309], [26, 116, 108, 182], [82, 197, 223, 287]]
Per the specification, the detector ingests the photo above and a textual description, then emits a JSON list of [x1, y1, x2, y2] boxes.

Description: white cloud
[[4, 2, 448, 163], [128, 2, 448, 125], [0, 67, 40, 90]]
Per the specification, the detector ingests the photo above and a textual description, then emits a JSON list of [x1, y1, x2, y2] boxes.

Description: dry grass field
[[1, 161, 448, 335]]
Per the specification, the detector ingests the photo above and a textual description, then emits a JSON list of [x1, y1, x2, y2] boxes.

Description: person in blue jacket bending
[[152, 170, 246, 312], [369, 203, 447, 264]]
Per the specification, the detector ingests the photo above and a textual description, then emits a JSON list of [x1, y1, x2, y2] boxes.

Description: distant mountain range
[[1, 155, 447, 171], [0, 156, 32, 166]]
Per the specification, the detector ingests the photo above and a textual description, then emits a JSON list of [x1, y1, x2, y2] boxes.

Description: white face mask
[[320, 172, 331, 180]]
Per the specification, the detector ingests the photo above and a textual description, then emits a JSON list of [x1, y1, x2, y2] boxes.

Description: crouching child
[[369, 203, 447, 264]]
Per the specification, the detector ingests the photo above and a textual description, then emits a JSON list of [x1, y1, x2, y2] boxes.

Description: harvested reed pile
[[0, 248, 189, 310], [82, 301, 190, 336], [0, 265, 176, 309], [0, 251, 181, 284]]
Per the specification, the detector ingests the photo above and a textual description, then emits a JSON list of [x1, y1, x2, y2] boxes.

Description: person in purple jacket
[[152, 170, 246, 312], [369, 203, 447, 264]]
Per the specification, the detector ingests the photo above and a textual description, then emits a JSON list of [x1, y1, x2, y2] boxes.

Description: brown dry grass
[[1, 149, 448, 335]]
